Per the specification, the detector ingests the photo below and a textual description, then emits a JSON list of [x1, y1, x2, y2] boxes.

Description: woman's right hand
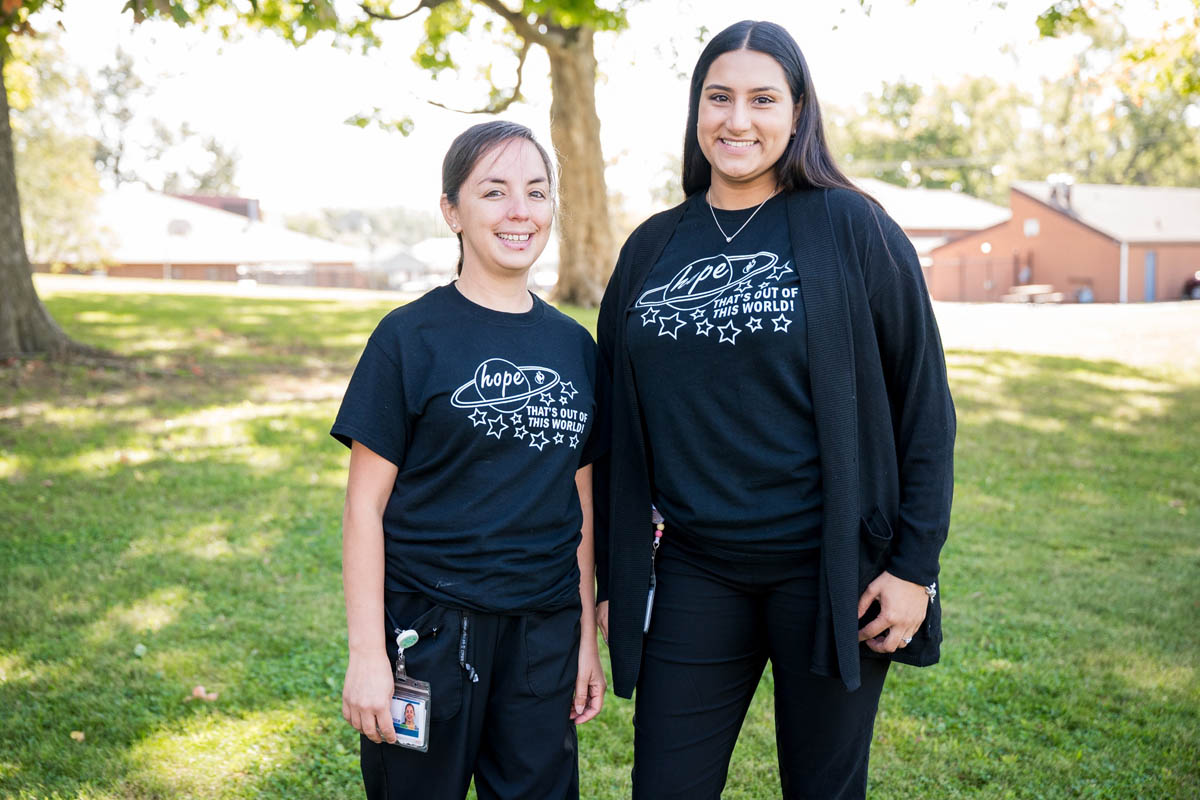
[[596, 600, 609, 645], [342, 651, 397, 744]]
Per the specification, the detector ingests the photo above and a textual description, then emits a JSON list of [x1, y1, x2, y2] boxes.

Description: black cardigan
[[594, 188, 956, 696]]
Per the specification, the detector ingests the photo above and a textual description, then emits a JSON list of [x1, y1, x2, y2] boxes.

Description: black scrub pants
[[360, 591, 581, 800], [632, 539, 890, 800]]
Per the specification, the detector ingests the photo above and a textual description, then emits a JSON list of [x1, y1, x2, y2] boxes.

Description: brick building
[[926, 181, 1200, 302], [39, 185, 371, 288]]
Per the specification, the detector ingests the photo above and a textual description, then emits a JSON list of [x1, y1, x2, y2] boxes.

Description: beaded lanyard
[[644, 506, 665, 633]]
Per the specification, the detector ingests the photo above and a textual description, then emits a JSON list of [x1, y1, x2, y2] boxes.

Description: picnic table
[[1001, 284, 1064, 303]]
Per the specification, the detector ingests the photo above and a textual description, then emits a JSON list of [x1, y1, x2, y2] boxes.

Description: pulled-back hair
[[681, 20, 873, 204], [442, 121, 555, 274]]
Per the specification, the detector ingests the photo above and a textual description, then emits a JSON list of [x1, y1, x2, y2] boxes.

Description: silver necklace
[[706, 187, 778, 243]]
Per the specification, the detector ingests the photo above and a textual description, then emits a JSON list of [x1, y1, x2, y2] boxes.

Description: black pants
[[632, 539, 890, 800], [361, 592, 581, 800]]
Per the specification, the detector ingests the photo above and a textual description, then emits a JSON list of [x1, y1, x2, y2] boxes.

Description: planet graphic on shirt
[[451, 358, 561, 413], [635, 251, 779, 311]]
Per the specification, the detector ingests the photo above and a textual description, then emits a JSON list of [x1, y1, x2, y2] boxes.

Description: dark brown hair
[[441, 121, 555, 274], [681, 20, 873, 204]]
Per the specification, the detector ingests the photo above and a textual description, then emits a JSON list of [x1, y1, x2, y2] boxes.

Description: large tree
[[371, 0, 629, 305], [1, 0, 628, 358]]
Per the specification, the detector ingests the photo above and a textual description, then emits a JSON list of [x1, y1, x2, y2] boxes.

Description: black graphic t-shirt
[[627, 192, 822, 555], [332, 283, 601, 613]]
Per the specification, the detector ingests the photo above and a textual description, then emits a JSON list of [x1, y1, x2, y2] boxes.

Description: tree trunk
[[0, 52, 82, 359], [545, 29, 614, 308]]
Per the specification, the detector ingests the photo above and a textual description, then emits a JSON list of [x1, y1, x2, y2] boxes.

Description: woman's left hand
[[570, 635, 606, 725], [857, 571, 929, 653]]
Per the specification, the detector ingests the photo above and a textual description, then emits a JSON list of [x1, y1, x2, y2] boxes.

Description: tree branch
[[359, 0, 453, 22], [427, 39, 531, 114], [474, 0, 555, 46]]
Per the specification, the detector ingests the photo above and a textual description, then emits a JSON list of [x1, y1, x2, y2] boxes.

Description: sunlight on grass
[[75, 312, 139, 324], [0, 457, 21, 480], [1114, 661, 1195, 694], [127, 708, 317, 797], [0, 652, 33, 684], [68, 447, 156, 473], [4, 292, 1197, 800], [105, 587, 189, 634]]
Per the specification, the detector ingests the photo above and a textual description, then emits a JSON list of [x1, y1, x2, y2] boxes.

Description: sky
[[43, 0, 1193, 219]]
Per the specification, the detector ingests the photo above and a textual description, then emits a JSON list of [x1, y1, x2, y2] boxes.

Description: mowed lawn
[[2, 284, 1198, 799]]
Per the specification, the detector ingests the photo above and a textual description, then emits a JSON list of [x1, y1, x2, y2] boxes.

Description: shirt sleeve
[[864, 209, 956, 587], [330, 337, 410, 468]]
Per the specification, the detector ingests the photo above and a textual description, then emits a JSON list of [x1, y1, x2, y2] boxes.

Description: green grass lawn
[[2, 289, 1197, 799]]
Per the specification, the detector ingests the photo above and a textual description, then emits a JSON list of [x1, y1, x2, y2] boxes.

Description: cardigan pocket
[[857, 508, 942, 667], [857, 506, 894, 594]]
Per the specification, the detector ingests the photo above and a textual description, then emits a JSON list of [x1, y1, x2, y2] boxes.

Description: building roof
[[852, 177, 1011, 233], [1011, 180, 1200, 244], [96, 185, 370, 266]]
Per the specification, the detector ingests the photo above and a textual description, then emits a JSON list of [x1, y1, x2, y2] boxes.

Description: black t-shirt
[[626, 192, 822, 555], [332, 283, 602, 613]]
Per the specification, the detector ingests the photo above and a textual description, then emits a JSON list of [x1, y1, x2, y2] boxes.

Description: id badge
[[388, 628, 431, 752], [390, 675, 431, 752]]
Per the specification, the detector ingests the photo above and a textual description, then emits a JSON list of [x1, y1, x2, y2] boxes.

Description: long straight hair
[[681, 20, 874, 204], [441, 121, 556, 274]]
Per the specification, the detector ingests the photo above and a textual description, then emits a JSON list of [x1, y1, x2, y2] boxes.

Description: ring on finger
[[901, 636, 913, 645]]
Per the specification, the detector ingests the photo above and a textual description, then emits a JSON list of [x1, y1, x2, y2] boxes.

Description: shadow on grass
[[3, 325, 1199, 798], [864, 350, 1200, 798]]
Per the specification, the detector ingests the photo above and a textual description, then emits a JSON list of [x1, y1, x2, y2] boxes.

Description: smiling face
[[696, 49, 801, 200], [404, 704, 416, 726], [441, 138, 553, 280]]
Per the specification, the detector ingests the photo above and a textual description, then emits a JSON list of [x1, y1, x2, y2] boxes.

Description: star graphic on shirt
[[690, 309, 707, 320], [486, 415, 509, 439], [557, 393, 570, 405], [553, 432, 565, 445], [539, 390, 557, 406], [528, 431, 549, 451], [731, 278, 752, 294], [559, 380, 578, 400], [657, 312, 687, 339], [746, 316, 763, 332], [767, 262, 794, 281], [717, 321, 741, 345], [771, 314, 793, 333], [641, 307, 660, 326], [568, 434, 580, 449], [513, 425, 529, 440], [468, 408, 489, 427], [694, 318, 714, 336]]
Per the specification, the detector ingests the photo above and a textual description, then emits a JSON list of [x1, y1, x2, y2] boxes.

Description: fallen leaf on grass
[[190, 365, 205, 377], [70, 730, 85, 742], [185, 684, 219, 702]]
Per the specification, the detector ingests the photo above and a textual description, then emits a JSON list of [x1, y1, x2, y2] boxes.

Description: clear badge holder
[[389, 627, 432, 752]]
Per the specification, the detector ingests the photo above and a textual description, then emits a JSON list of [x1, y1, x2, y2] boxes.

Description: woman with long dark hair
[[595, 20, 955, 799], [334, 120, 606, 800]]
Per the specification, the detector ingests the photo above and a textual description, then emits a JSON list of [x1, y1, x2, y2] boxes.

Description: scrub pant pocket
[[360, 598, 582, 800]]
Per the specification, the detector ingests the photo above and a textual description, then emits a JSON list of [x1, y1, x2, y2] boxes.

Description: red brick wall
[[105, 264, 240, 281], [929, 191, 1122, 302], [1127, 244, 1200, 302]]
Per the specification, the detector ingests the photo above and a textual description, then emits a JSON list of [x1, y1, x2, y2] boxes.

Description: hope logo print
[[452, 357, 589, 452], [635, 250, 797, 345]]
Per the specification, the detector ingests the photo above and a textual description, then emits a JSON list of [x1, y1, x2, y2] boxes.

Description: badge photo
[[390, 689, 429, 752]]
